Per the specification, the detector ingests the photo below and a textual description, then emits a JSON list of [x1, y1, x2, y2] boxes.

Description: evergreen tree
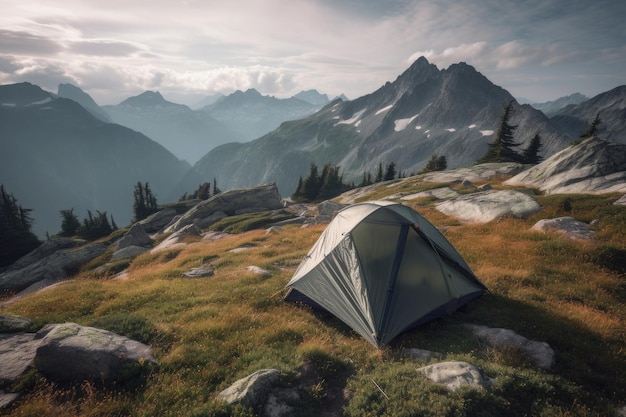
[[301, 163, 322, 201], [77, 210, 116, 240], [421, 154, 448, 173], [59, 208, 80, 237], [374, 163, 384, 183], [318, 165, 346, 200], [383, 162, 397, 181], [0, 185, 40, 267], [191, 182, 211, 200], [580, 113, 601, 138], [477, 101, 523, 163], [213, 178, 221, 196], [133, 182, 158, 222], [522, 133, 543, 164], [292, 176, 304, 199]]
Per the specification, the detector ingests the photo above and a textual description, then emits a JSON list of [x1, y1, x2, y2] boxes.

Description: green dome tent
[[284, 201, 487, 348]]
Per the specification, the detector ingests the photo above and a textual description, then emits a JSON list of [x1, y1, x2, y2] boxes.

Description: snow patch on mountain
[[335, 108, 367, 126], [445, 128, 456, 132], [480, 130, 494, 136], [415, 125, 422, 130], [394, 114, 419, 131], [469, 124, 477, 129], [376, 104, 393, 115]]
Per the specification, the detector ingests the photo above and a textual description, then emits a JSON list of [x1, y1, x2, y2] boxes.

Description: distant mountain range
[[0, 82, 189, 237], [188, 57, 594, 195], [1, 58, 624, 236], [519, 93, 589, 115], [199, 88, 327, 141]]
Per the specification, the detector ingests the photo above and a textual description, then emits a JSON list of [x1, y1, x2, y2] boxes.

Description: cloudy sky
[[1, 0, 624, 106]]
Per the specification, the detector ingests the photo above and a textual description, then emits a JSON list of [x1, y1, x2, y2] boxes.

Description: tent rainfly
[[284, 201, 487, 348]]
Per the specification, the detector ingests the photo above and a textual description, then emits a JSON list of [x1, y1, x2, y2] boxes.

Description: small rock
[[183, 264, 214, 278], [247, 266, 270, 277], [417, 361, 493, 391], [465, 324, 555, 369], [218, 369, 281, 408], [317, 200, 346, 216], [116, 223, 152, 250], [615, 195, 626, 206], [0, 391, 20, 410], [531, 217, 595, 241]]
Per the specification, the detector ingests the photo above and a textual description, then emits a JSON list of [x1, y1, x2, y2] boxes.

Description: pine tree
[[133, 182, 158, 222], [77, 210, 116, 240], [384, 162, 397, 181], [318, 165, 346, 200], [522, 133, 543, 164], [0, 185, 40, 267], [301, 163, 322, 201], [213, 178, 221, 196], [59, 208, 80, 237], [477, 101, 523, 163], [421, 154, 448, 173], [374, 163, 384, 183], [580, 113, 601, 138]]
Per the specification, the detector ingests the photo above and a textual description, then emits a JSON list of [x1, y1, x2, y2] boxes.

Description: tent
[[284, 201, 487, 348]]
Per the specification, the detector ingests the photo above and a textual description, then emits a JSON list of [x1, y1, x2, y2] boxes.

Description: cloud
[[0, 29, 64, 56], [69, 40, 144, 57]]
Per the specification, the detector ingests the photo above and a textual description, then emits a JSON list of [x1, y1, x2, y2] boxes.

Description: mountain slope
[[103, 91, 241, 164], [57, 83, 111, 122], [191, 57, 571, 196], [201, 88, 322, 141], [549, 86, 626, 142], [0, 83, 190, 236], [527, 93, 588, 115]]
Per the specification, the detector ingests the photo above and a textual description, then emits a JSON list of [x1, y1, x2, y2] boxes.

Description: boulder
[[504, 137, 626, 195], [218, 368, 281, 408], [111, 245, 150, 261], [0, 242, 106, 294], [0, 391, 19, 409], [532, 217, 596, 240], [465, 324, 555, 369], [436, 190, 540, 223], [0, 315, 32, 332], [116, 223, 152, 250], [165, 184, 283, 232], [0, 332, 40, 383], [151, 224, 202, 253], [615, 195, 626, 205], [417, 361, 493, 391], [139, 208, 179, 233], [317, 200, 346, 216], [34, 322, 157, 383], [5, 237, 81, 272]]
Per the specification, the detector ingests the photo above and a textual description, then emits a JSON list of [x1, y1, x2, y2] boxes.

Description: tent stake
[[370, 378, 389, 400]]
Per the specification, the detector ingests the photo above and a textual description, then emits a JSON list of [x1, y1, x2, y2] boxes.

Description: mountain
[[191, 93, 225, 110], [527, 93, 589, 115], [549, 86, 626, 143], [57, 83, 111, 122], [294, 89, 330, 106], [189, 57, 571, 196], [0, 82, 190, 237], [200, 88, 322, 141], [102, 91, 241, 164]]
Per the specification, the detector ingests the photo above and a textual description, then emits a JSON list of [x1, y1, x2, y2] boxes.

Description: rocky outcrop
[[0, 241, 106, 295], [165, 183, 282, 232], [435, 190, 540, 223], [116, 223, 152, 250], [532, 217, 596, 240], [139, 208, 179, 233], [421, 162, 527, 184], [0, 315, 32, 332], [504, 137, 626, 194], [151, 224, 202, 253], [465, 324, 555, 369], [34, 322, 157, 383]]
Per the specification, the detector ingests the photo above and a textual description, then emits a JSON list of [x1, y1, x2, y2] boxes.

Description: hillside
[[1, 164, 625, 416], [190, 57, 572, 196]]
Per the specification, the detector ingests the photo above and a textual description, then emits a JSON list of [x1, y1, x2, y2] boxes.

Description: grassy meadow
[[1, 177, 625, 417]]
